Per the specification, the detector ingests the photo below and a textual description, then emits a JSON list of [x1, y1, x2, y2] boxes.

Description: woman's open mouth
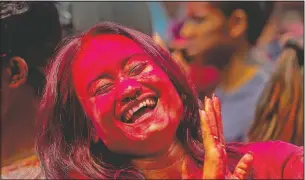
[[121, 97, 158, 124]]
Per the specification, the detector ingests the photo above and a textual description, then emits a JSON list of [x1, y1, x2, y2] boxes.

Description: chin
[[113, 115, 180, 157], [186, 48, 201, 58]]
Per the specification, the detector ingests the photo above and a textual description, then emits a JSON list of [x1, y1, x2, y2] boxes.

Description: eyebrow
[[86, 53, 147, 91]]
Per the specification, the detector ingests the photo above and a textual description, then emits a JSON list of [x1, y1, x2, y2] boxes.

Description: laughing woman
[[36, 22, 303, 179]]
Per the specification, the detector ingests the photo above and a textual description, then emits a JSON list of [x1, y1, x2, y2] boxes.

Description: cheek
[[138, 67, 183, 118], [147, 70, 183, 117], [138, 71, 172, 97], [137, 65, 167, 88], [168, 94, 184, 121], [195, 20, 226, 45], [84, 94, 116, 139]]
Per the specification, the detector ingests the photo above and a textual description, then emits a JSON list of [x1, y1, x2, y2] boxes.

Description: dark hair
[[37, 22, 244, 179], [0, 2, 62, 94], [248, 41, 304, 146], [211, 1, 274, 45]]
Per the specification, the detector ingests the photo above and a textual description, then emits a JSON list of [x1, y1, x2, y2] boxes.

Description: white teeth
[[132, 107, 138, 113], [123, 98, 157, 122], [141, 102, 145, 107], [145, 99, 150, 105]]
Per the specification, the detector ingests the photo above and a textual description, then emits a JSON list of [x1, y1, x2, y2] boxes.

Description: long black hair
[[211, 1, 274, 45]]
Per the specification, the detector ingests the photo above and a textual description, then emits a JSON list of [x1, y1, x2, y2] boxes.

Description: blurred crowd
[[1, 1, 304, 177]]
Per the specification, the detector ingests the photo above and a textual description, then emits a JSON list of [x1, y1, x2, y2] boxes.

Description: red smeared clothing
[[186, 141, 303, 179], [230, 141, 304, 179]]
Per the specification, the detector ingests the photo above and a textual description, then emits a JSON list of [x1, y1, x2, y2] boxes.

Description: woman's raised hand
[[183, 95, 254, 179]]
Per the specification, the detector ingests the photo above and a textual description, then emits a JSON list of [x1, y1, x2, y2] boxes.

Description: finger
[[212, 94, 225, 145], [233, 152, 254, 179], [200, 109, 216, 149], [204, 97, 219, 140], [181, 159, 189, 179]]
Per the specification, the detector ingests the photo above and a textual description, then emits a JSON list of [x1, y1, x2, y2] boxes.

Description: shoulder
[[251, 63, 274, 88], [248, 47, 275, 81], [228, 141, 303, 179], [1, 155, 45, 179]]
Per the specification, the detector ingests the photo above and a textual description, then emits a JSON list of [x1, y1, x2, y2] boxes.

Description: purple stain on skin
[[169, 20, 185, 40]]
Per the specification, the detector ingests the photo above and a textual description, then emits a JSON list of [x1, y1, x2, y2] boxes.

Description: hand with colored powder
[[182, 96, 254, 179]]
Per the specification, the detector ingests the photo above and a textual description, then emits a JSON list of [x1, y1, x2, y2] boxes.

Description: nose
[[116, 79, 142, 105], [180, 21, 194, 39]]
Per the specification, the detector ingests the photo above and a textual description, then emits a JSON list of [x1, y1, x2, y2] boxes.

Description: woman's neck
[[131, 139, 199, 179], [220, 43, 259, 92]]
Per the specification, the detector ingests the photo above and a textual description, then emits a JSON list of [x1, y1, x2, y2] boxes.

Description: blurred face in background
[[181, 2, 236, 68], [175, 2, 231, 96], [178, 2, 248, 96], [168, 42, 220, 97]]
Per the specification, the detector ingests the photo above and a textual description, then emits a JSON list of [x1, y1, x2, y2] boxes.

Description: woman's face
[[72, 34, 183, 156]]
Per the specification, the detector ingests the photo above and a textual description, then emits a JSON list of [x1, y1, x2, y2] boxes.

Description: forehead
[[186, 2, 215, 15], [74, 34, 146, 68], [72, 34, 151, 94]]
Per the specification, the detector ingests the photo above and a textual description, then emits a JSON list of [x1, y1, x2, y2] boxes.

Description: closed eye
[[190, 16, 205, 23], [128, 62, 147, 76], [93, 83, 113, 96]]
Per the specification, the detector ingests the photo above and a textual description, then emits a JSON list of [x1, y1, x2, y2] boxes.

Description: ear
[[227, 9, 248, 39], [7, 56, 28, 89]]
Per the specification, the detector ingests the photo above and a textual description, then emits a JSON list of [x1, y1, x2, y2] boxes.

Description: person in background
[[166, 19, 221, 97], [1, 1, 61, 178], [180, 2, 274, 142], [248, 40, 304, 146], [255, 1, 304, 63]]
